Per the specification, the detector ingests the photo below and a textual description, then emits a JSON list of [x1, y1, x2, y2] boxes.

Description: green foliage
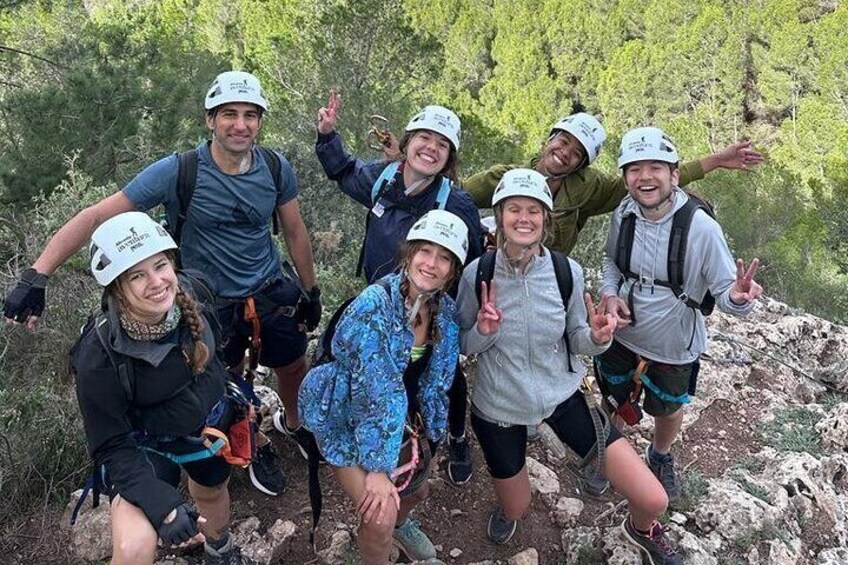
[[759, 406, 824, 455], [731, 471, 774, 505], [677, 468, 711, 512]]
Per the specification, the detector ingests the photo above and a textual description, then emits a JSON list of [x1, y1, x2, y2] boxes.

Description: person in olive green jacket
[[459, 113, 763, 254]]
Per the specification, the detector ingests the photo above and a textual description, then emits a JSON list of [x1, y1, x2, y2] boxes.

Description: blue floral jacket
[[298, 274, 459, 474]]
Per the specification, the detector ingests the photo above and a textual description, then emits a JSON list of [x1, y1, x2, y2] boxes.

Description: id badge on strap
[[371, 200, 385, 218]]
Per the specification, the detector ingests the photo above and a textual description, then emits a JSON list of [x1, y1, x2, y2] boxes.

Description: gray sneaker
[[645, 445, 683, 503], [486, 506, 517, 545], [205, 538, 258, 565], [393, 518, 436, 560], [576, 461, 610, 498], [621, 517, 683, 565]]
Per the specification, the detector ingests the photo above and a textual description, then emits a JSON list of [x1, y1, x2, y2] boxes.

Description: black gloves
[[157, 503, 201, 546], [3, 268, 48, 322], [297, 286, 322, 332]]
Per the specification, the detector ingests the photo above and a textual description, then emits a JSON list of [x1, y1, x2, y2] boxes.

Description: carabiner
[[367, 114, 391, 151]]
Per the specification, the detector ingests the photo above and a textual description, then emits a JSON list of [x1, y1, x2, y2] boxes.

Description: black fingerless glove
[[3, 268, 48, 322], [297, 286, 322, 332], [157, 503, 200, 546]]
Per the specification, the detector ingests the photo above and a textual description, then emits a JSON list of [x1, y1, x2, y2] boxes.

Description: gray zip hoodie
[[457, 248, 610, 426], [600, 189, 753, 364]]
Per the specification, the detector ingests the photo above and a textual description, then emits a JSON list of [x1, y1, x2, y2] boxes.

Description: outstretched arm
[[699, 140, 764, 174], [4, 191, 136, 329]]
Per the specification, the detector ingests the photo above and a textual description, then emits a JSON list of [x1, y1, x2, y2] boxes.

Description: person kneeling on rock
[[69, 212, 256, 564], [299, 211, 469, 564]]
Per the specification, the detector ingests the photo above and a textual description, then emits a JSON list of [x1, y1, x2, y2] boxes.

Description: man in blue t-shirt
[[4, 71, 321, 501]]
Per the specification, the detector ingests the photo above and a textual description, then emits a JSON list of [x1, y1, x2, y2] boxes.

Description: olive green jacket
[[461, 159, 705, 254]]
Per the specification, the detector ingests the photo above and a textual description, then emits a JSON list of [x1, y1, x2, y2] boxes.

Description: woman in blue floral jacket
[[299, 210, 468, 564]]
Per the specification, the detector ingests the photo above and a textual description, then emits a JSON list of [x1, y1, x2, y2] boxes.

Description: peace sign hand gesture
[[476, 280, 503, 336], [586, 293, 616, 345], [730, 258, 763, 305], [317, 90, 341, 135]]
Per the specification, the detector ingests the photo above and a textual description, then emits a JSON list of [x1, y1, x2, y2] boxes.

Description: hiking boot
[[576, 461, 610, 499], [621, 517, 683, 565], [645, 445, 683, 503], [486, 506, 517, 545], [273, 407, 322, 461], [247, 443, 285, 497], [446, 434, 473, 486], [393, 518, 436, 560], [205, 538, 258, 565]]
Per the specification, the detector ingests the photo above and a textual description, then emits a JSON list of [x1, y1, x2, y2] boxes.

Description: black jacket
[[70, 272, 226, 529]]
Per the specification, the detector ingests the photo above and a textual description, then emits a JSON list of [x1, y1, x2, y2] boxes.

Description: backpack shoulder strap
[[549, 251, 575, 373], [435, 177, 452, 210], [474, 250, 497, 307], [614, 211, 638, 279], [371, 161, 401, 204], [174, 149, 199, 244], [180, 269, 222, 347], [667, 197, 707, 298], [257, 146, 284, 235], [93, 314, 134, 403]]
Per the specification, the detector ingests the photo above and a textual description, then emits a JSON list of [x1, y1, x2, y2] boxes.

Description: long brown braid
[[174, 286, 210, 374], [399, 240, 461, 344]]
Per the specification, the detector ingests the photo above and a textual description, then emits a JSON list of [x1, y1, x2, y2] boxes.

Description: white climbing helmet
[[89, 212, 177, 286], [618, 126, 680, 169], [491, 168, 553, 211], [549, 113, 606, 165], [405, 105, 461, 151], [406, 209, 469, 264], [204, 71, 269, 112]]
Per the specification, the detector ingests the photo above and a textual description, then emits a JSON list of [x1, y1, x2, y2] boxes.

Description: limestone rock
[[816, 402, 848, 451], [231, 516, 296, 564], [549, 497, 583, 528], [507, 547, 538, 565], [526, 457, 560, 495], [317, 529, 355, 564], [63, 490, 112, 562]]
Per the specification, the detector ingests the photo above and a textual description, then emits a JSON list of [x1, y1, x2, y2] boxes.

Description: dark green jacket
[[461, 159, 705, 254]]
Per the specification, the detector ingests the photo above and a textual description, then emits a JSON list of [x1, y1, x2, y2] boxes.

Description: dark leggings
[[447, 362, 468, 437]]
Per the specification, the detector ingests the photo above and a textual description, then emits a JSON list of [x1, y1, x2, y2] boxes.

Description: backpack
[[474, 249, 575, 372], [355, 161, 452, 278], [312, 278, 393, 367], [172, 145, 283, 244], [614, 193, 716, 316]]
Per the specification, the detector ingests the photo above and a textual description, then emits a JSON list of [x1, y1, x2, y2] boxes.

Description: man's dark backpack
[[172, 146, 283, 244], [614, 194, 716, 316], [474, 249, 575, 372]]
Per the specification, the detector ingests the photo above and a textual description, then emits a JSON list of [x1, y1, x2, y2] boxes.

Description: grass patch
[[759, 407, 823, 455], [731, 471, 773, 505], [675, 468, 710, 512], [735, 456, 766, 474]]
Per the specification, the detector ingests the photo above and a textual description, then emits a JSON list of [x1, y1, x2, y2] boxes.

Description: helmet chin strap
[[404, 272, 440, 326], [501, 237, 541, 268]]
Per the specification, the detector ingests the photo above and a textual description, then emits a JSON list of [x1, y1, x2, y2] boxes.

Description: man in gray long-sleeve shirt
[[598, 127, 762, 505]]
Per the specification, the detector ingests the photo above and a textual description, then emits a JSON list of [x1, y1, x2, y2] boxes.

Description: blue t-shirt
[[123, 142, 298, 297]]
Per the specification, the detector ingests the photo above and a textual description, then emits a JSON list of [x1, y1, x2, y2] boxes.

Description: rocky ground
[[49, 297, 848, 564]]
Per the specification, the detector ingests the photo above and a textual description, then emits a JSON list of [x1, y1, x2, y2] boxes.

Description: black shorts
[[595, 339, 699, 417], [470, 391, 622, 480], [217, 278, 307, 369], [97, 445, 231, 502]]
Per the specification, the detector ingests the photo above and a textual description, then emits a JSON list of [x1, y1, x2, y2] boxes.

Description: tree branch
[[0, 45, 68, 69]]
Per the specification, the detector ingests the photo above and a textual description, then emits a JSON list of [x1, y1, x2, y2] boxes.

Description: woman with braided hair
[[299, 210, 469, 564], [69, 212, 255, 565]]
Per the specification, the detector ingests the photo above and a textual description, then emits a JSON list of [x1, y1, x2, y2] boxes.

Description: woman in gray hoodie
[[456, 169, 682, 565]]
